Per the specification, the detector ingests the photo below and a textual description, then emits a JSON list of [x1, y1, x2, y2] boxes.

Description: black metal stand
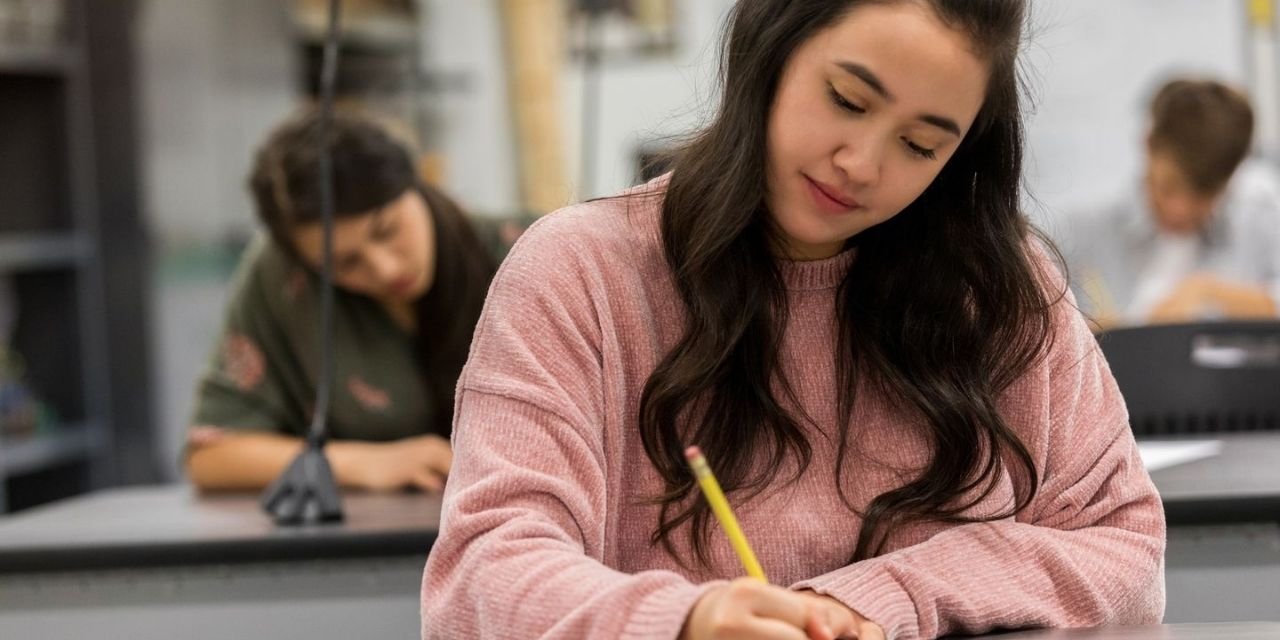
[[260, 0, 345, 526], [261, 433, 344, 524]]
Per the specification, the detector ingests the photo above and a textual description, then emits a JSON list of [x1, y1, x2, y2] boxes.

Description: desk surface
[[982, 622, 1280, 639], [1145, 433, 1280, 525], [0, 485, 439, 572], [0, 432, 1275, 572]]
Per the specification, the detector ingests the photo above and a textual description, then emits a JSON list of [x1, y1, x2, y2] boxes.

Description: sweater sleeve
[[792, 292, 1167, 639], [420, 213, 712, 639]]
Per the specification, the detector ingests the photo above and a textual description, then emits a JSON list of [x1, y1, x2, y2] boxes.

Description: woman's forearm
[[185, 431, 370, 491]]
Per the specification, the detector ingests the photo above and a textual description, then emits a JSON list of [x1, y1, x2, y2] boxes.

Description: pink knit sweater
[[421, 182, 1166, 639]]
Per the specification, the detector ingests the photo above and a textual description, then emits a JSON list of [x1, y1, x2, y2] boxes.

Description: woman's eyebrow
[[835, 60, 962, 136], [837, 60, 893, 100], [369, 206, 394, 236]]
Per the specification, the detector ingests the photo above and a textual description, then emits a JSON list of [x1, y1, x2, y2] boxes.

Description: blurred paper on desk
[[1138, 440, 1223, 471]]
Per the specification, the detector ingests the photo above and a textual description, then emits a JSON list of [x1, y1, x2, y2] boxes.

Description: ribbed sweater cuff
[[621, 580, 721, 640], [793, 563, 920, 640]]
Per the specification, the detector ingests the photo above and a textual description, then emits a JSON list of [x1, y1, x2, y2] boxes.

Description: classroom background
[[1, 0, 1278, 637], [0, 0, 1264, 490]]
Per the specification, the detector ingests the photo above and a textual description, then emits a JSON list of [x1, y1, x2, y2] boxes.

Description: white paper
[[1137, 440, 1223, 472]]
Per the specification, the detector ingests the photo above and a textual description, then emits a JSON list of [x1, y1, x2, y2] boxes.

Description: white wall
[[138, 0, 297, 243], [418, 0, 521, 215], [559, 0, 736, 200], [1023, 0, 1246, 233]]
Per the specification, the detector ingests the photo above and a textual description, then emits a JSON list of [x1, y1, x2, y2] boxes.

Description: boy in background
[[1066, 77, 1280, 327]]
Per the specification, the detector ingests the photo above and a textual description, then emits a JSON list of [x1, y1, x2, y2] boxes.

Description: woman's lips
[[389, 275, 418, 296], [804, 175, 860, 213]]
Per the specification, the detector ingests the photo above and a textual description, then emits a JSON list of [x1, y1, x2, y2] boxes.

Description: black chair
[[1096, 321, 1280, 438]]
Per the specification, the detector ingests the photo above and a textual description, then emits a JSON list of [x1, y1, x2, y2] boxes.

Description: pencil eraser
[[685, 446, 702, 460]]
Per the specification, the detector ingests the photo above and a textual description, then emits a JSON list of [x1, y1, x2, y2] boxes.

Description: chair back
[[1096, 321, 1280, 437]]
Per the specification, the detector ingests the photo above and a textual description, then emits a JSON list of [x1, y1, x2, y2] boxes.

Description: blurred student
[[185, 109, 501, 492], [1066, 78, 1280, 327]]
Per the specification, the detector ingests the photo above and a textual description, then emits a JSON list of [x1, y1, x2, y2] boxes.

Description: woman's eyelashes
[[828, 84, 865, 114], [338, 255, 362, 274], [902, 139, 937, 160], [827, 84, 939, 161], [372, 214, 399, 241]]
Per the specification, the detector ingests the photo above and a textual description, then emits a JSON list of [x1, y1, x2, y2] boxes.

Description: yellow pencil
[[684, 446, 767, 582]]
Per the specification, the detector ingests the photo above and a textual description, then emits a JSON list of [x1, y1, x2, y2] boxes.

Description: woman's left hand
[[795, 591, 885, 640]]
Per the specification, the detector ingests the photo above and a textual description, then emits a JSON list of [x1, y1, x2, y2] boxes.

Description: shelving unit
[[0, 44, 74, 76], [0, 232, 90, 271], [0, 0, 145, 513], [0, 423, 103, 478]]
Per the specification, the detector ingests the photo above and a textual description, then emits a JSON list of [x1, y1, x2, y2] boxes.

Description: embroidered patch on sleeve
[[222, 333, 266, 391], [186, 425, 227, 447], [347, 375, 391, 412], [284, 267, 308, 302]]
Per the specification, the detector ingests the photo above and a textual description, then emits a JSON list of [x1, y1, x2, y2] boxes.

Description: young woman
[[185, 110, 498, 493], [422, 1, 1165, 638]]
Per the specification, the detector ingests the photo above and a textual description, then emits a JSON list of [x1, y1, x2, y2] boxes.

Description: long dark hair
[[639, 0, 1061, 566], [248, 108, 495, 437]]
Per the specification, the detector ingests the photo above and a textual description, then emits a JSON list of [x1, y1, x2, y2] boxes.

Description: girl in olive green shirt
[[186, 109, 506, 492]]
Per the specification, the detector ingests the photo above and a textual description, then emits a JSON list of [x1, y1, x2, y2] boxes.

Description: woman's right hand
[[681, 578, 882, 640], [343, 434, 453, 492]]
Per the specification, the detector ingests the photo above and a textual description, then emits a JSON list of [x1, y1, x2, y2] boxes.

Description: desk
[[2, 434, 1278, 636], [1150, 433, 1280, 526], [981, 622, 1280, 638], [1145, 433, 1280, 624], [0, 485, 438, 639]]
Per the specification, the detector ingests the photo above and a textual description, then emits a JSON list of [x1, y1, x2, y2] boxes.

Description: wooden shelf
[[0, 232, 90, 271], [0, 424, 101, 478], [0, 45, 74, 77]]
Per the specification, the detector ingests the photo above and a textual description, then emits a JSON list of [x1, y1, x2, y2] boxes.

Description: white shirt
[[1125, 234, 1200, 321]]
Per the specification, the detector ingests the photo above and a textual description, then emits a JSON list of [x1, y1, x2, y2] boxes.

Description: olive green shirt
[[191, 235, 431, 441], [190, 213, 532, 441]]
